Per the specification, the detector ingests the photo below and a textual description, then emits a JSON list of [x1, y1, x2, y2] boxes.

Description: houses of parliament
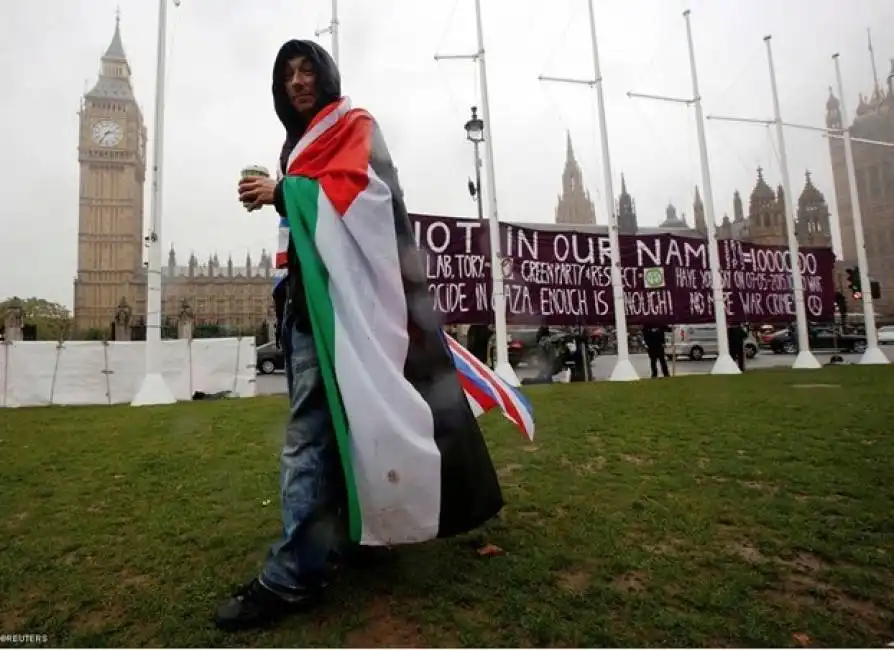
[[554, 130, 835, 253], [73, 17, 277, 334], [74, 19, 894, 333], [554, 55, 894, 317]]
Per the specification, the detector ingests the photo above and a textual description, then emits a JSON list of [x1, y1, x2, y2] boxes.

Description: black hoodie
[[270, 40, 342, 342]]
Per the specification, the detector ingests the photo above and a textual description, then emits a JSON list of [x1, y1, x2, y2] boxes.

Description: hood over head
[[272, 39, 341, 141]]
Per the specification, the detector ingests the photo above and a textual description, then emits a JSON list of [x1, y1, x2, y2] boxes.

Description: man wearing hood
[[218, 39, 348, 631]]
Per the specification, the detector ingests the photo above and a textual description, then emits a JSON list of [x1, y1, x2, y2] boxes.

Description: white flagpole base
[[494, 360, 521, 387], [609, 357, 639, 382], [131, 372, 177, 406], [858, 346, 890, 365], [711, 353, 742, 375], [791, 350, 822, 370]]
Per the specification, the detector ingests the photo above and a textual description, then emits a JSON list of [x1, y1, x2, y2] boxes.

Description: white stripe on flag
[[314, 168, 442, 545], [286, 98, 354, 172]]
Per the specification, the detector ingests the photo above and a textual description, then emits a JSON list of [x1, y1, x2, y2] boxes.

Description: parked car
[[878, 325, 894, 345], [256, 341, 285, 374], [758, 327, 786, 348], [507, 327, 542, 368], [665, 324, 759, 361], [507, 326, 603, 369], [769, 326, 867, 354]]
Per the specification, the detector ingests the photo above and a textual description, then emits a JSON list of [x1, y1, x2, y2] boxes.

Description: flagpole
[[316, 0, 340, 66], [832, 53, 888, 364], [867, 28, 880, 95], [539, 0, 637, 381], [331, 0, 339, 66], [472, 0, 517, 386], [629, 10, 738, 375], [764, 36, 821, 370], [132, 0, 177, 406], [682, 11, 739, 375], [435, 0, 520, 387], [585, 0, 637, 381]]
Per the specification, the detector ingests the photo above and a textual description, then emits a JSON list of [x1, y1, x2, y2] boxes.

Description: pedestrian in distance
[[642, 322, 670, 378], [728, 324, 746, 372]]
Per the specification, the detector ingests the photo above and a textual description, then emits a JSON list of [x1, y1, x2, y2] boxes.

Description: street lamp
[[464, 106, 485, 220]]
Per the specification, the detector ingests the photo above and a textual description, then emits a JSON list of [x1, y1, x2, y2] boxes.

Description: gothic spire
[[87, 12, 134, 101], [796, 169, 831, 246], [799, 169, 825, 205], [693, 185, 706, 235], [868, 28, 881, 98], [617, 173, 637, 233], [733, 190, 744, 222], [751, 167, 775, 203], [103, 9, 127, 62]]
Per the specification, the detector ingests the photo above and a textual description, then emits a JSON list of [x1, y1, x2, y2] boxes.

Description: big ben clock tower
[[73, 13, 148, 332]]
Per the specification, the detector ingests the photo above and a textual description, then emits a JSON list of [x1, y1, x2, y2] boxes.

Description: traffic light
[[845, 267, 862, 298], [871, 280, 881, 301]]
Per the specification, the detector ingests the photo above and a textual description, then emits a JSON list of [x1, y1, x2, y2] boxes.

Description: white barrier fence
[[0, 338, 257, 408]]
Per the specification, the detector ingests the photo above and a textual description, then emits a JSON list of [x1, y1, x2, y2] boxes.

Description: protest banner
[[411, 213, 835, 326]]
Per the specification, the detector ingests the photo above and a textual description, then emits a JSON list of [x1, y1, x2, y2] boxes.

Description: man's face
[[284, 55, 317, 117]]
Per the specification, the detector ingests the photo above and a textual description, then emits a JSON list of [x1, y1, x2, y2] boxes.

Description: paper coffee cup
[[241, 165, 270, 209]]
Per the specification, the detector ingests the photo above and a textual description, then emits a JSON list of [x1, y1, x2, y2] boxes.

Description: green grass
[[2, 366, 894, 647]]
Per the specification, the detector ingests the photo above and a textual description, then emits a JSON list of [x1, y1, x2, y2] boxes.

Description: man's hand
[[238, 176, 277, 212]]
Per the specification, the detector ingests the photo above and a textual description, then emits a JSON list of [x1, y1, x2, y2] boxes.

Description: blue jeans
[[259, 301, 344, 598]]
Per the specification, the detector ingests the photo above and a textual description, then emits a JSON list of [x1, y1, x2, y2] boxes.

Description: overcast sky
[[2, 0, 892, 309]]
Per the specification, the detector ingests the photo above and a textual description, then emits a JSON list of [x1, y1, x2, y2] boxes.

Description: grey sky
[[2, 0, 892, 309]]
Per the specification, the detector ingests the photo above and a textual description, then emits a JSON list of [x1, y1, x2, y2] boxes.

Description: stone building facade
[[554, 133, 833, 251], [72, 18, 275, 335], [826, 60, 894, 315]]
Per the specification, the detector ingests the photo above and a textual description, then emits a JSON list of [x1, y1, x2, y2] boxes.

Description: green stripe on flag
[[281, 176, 362, 544]]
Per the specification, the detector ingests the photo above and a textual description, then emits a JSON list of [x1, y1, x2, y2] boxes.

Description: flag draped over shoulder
[[281, 97, 512, 547]]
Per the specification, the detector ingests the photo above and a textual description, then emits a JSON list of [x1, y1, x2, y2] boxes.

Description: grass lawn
[[2, 366, 894, 647]]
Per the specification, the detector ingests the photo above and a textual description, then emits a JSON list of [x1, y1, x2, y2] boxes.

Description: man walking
[[217, 39, 349, 632], [466, 323, 492, 365], [642, 323, 670, 378], [728, 324, 746, 372], [219, 38, 504, 633]]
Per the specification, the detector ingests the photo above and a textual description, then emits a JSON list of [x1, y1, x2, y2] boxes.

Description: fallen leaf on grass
[[792, 632, 811, 646], [477, 544, 505, 558]]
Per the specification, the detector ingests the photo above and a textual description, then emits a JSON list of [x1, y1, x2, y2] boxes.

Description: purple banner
[[410, 214, 836, 326]]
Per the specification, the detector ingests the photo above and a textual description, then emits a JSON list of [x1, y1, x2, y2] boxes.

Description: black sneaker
[[214, 577, 322, 632]]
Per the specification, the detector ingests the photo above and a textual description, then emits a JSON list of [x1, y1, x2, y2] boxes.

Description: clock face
[[92, 119, 123, 148]]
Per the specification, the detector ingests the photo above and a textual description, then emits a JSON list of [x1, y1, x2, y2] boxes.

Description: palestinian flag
[[281, 98, 504, 546]]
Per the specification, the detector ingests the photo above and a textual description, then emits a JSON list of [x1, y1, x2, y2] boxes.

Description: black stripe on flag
[[368, 121, 504, 538]]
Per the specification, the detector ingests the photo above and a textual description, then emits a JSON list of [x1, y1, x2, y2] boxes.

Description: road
[[255, 347, 894, 395]]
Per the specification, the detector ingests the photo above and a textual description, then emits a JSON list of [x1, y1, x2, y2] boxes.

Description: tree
[[0, 296, 73, 341], [82, 328, 107, 341]]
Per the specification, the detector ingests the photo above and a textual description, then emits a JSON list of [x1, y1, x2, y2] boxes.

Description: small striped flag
[[445, 333, 535, 442]]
